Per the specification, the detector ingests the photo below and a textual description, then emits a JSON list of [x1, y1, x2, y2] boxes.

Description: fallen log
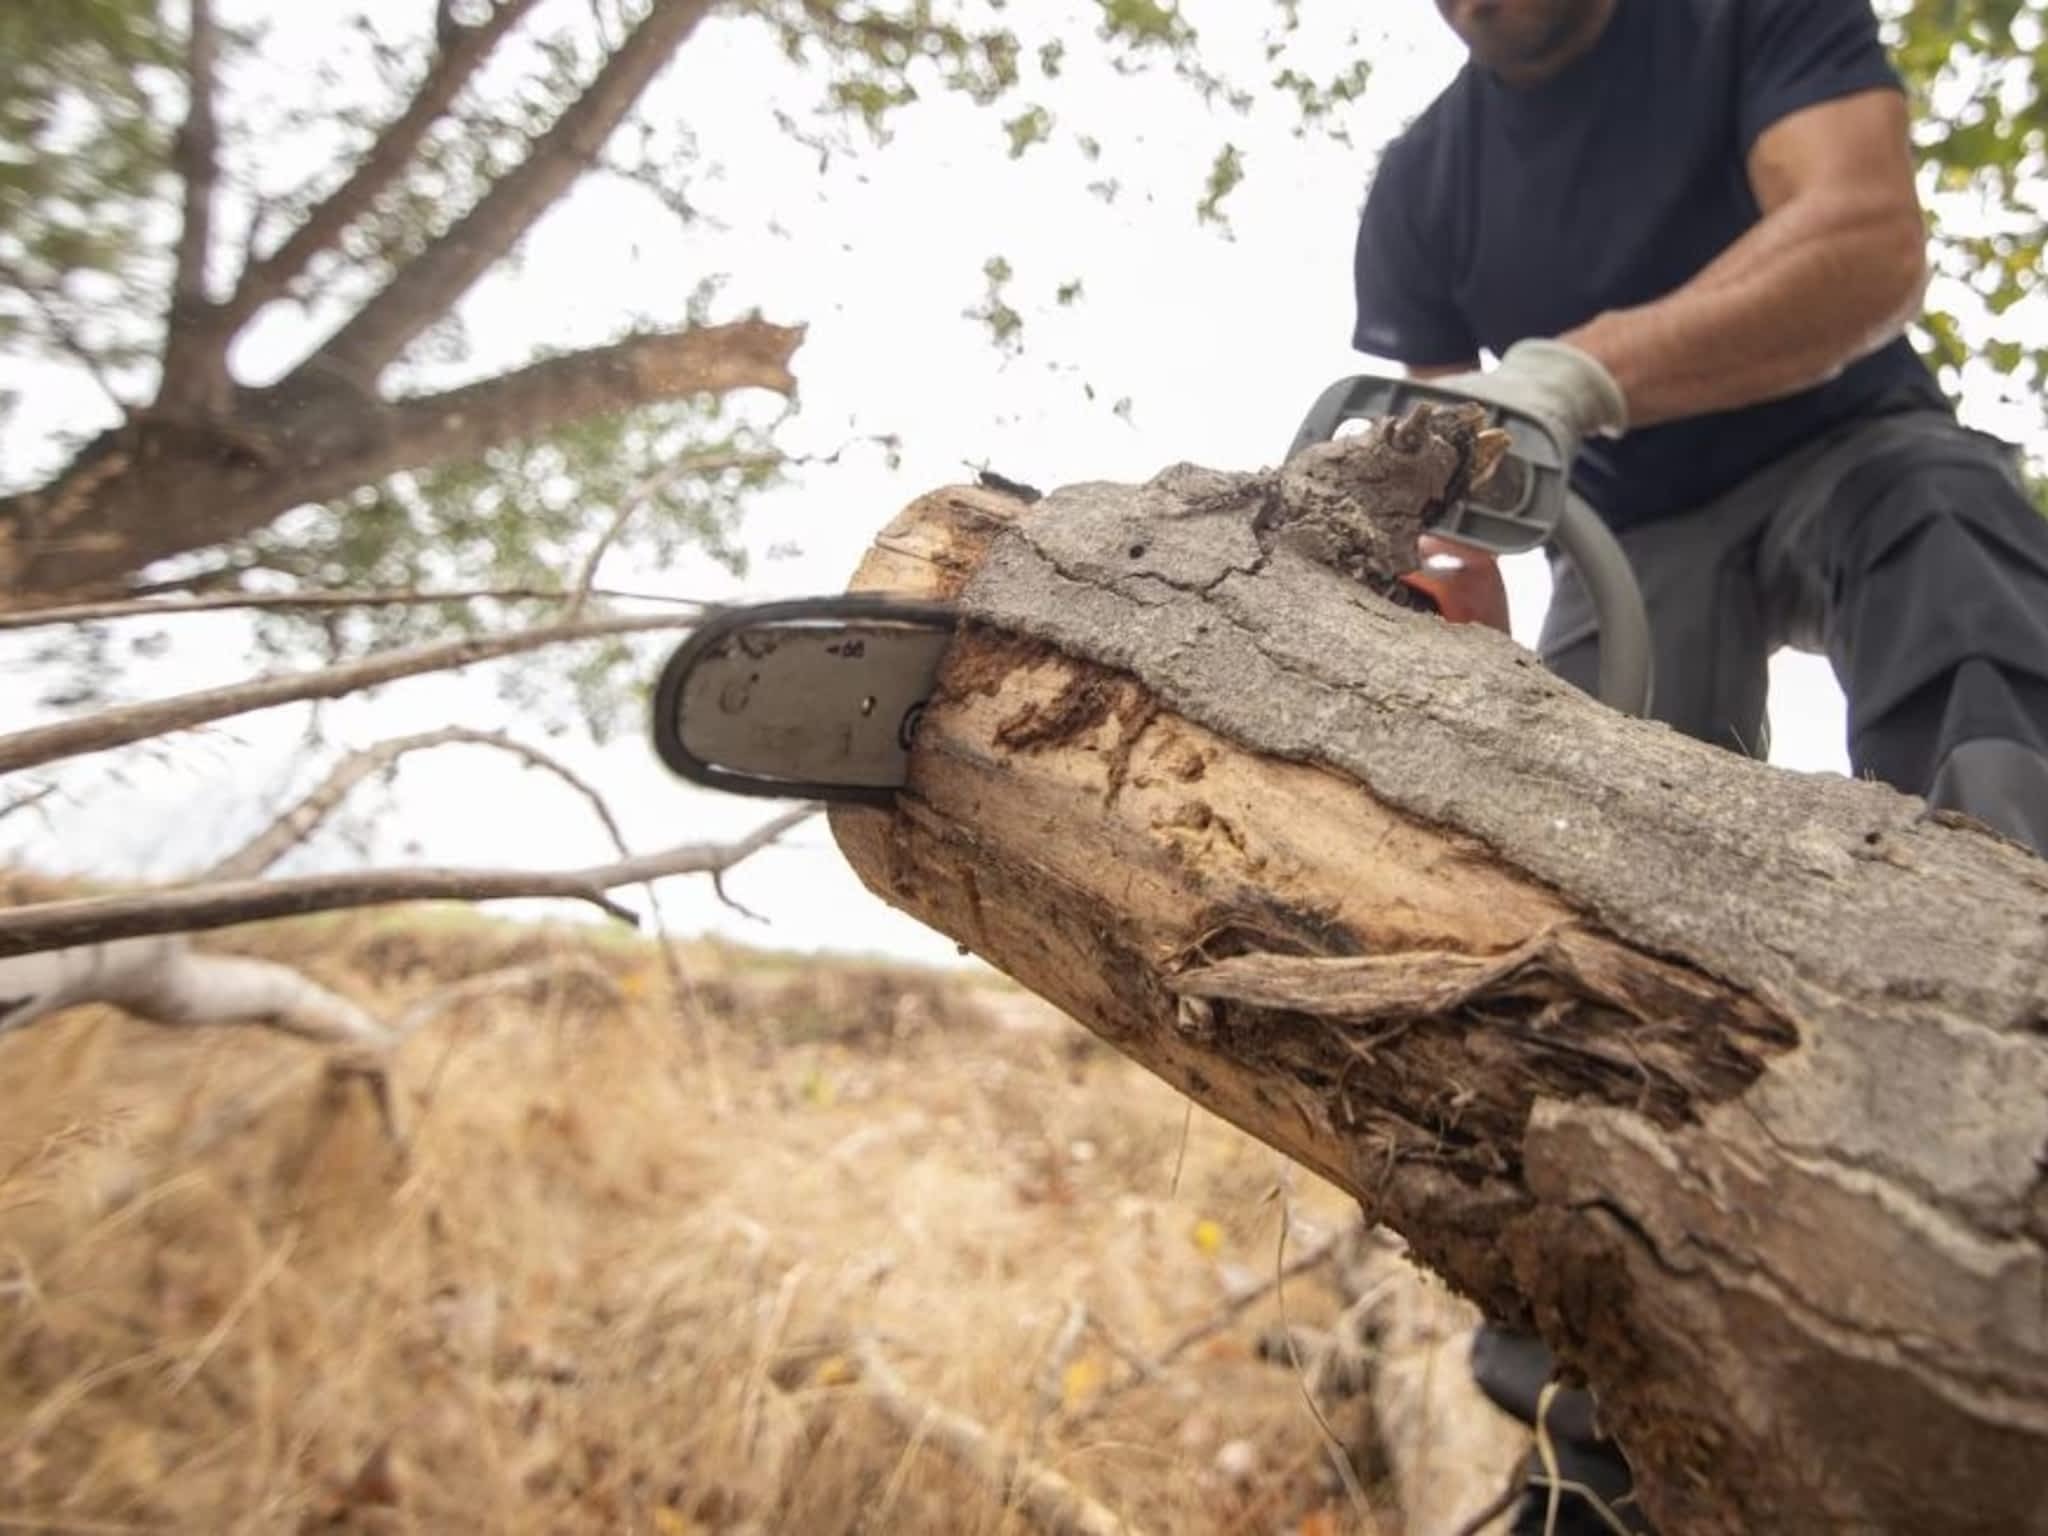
[[825, 409, 2048, 1535]]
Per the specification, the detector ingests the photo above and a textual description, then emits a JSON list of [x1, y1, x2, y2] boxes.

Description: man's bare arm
[[1562, 88, 1929, 428]]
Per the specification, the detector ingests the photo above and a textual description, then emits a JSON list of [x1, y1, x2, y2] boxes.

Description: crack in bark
[[1561, 1188, 2048, 1428], [967, 478, 2048, 1049]]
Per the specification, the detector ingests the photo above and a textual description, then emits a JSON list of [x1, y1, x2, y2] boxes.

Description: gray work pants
[[1540, 397, 2048, 857]]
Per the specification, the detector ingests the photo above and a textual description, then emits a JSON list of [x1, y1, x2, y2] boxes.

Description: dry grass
[[0, 902, 1398, 1535]]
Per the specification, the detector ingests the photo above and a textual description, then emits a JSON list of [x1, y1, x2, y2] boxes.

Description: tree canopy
[[1882, 0, 2047, 451], [0, 0, 2040, 728]]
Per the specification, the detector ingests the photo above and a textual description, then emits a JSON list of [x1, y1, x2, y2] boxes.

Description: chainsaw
[[648, 374, 1653, 804]]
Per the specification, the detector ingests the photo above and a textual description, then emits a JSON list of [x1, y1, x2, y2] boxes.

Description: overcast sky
[[3, 1, 2038, 968]]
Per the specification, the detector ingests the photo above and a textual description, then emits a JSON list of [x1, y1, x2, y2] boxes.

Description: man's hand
[[1434, 338, 1630, 463]]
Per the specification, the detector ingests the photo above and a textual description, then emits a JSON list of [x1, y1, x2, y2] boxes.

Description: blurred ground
[[0, 897, 1438, 1535]]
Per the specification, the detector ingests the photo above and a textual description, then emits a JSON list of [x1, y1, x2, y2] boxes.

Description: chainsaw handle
[[1554, 490, 1654, 720], [1289, 372, 1654, 719]]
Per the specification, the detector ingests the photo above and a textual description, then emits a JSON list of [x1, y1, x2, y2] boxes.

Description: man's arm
[[1562, 88, 1929, 428]]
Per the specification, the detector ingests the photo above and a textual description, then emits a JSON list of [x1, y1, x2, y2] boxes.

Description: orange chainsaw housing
[[1399, 534, 1512, 633]]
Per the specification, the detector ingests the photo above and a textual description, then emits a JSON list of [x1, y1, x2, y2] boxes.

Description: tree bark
[[824, 414, 2048, 1535], [218, 0, 545, 335], [280, 0, 718, 397], [0, 319, 801, 603], [159, 0, 228, 415]]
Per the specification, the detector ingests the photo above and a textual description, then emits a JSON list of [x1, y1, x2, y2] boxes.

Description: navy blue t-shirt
[[1352, 0, 1948, 530]]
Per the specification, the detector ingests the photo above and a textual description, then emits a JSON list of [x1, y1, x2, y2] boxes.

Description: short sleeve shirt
[[1352, 0, 1948, 529]]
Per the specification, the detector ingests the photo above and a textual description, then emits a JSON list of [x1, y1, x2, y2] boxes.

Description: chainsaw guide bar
[[650, 595, 958, 804]]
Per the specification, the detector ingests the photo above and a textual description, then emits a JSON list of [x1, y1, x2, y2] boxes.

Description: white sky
[[2, 0, 2037, 968]]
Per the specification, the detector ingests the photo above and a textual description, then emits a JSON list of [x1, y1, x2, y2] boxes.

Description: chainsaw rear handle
[[1290, 372, 1654, 719], [1553, 489, 1654, 721]]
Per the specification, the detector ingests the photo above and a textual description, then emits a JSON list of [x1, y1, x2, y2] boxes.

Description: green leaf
[[1003, 104, 1054, 158], [1196, 142, 1244, 227]]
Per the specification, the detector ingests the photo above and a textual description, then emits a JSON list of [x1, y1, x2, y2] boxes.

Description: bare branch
[[287, 0, 719, 392], [205, 725, 639, 881], [0, 611, 708, 777], [1448, 1467, 1534, 1536], [0, 807, 814, 958], [565, 807, 814, 889], [0, 253, 133, 413], [1151, 1232, 1338, 1372], [571, 437, 884, 615], [709, 869, 769, 924], [221, 0, 544, 332], [1032, 1301, 1091, 1432], [0, 936, 390, 1047], [853, 1335, 1145, 1536], [1067, 1232, 1340, 1426], [570, 504, 655, 624], [159, 0, 227, 410], [365, 321, 803, 477], [0, 584, 706, 631], [564, 450, 771, 618], [0, 782, 58, 829]]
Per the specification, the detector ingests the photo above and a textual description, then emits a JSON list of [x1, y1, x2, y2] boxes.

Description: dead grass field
[[0, 899, 1456, 1535]]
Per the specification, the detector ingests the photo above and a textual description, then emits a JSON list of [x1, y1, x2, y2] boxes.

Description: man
[[1350, 0, 2048, 1530]]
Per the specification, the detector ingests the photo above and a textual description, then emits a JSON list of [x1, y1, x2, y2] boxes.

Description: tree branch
[[286, 0, 718, 393], [565, 807, 814, 889], [0, 807, 815, 958], [158, 0, 226, 411], [0, 253, 133, 414], [1066, 1232, 1340, 1426], [220, 0, 544, 334], [0, 936, 390, 1046], [0, 584, 705, 631], [0, 324, 800, 603], [852, 1335, 1144, 1536], [566, 450, 771, 618], [0, 611, 708, 776], [204, 725, 641, 880], [0, 782, 58, 829], [362, 320, 803, 480]]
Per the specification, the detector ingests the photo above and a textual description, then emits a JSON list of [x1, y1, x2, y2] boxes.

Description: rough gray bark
[[827, 410, 2048, 1535]]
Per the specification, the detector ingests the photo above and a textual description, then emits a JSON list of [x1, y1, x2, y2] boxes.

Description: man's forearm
[[1564, 191, 1928, 429]]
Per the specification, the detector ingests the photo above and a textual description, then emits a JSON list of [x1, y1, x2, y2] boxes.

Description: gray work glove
[[1434, 338, 1629, 464]]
